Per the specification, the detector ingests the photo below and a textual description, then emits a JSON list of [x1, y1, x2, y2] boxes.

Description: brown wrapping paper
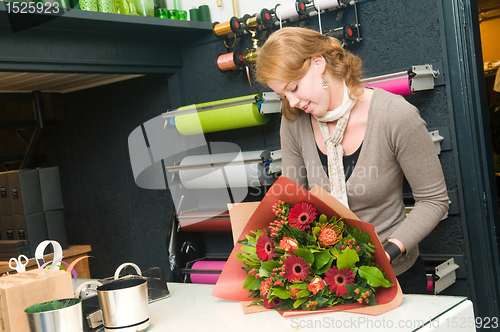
[[0, 269, 74, 332], [212, 176, 402, 316]]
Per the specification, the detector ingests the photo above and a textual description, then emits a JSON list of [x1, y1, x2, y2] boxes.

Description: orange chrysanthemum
[[318, 224, 342, 247]]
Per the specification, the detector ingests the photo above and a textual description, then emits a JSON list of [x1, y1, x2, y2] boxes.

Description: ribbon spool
[[216, 49, 245, 71], [327, 23, 359, 44], [242, 8, 275, 30], [274, 2, 300, 21], [213, 16, 244, 36], [296, 0, 310, 15], [313, 0, 343, 11]]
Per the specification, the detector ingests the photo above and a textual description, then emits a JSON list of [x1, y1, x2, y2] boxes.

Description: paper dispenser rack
[[166, 149, 282, 189]]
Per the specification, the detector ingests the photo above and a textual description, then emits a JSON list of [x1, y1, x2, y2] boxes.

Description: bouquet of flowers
[[236, 199, 393, 311]]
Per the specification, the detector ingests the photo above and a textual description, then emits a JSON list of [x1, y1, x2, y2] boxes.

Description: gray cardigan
[[280, 88, 449, 275]]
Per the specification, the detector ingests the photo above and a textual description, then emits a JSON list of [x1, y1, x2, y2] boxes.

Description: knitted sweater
[[280, 88, 449, 275]]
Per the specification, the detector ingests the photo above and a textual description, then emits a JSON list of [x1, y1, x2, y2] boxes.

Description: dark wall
[[43, 75, 174, 279]]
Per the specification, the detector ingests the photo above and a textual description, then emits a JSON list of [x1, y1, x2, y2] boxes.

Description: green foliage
[[281, 224, 308, 244], [293, 248, 314, 264], [243, 274, 262, 290], [358, 266, 393, 288], [271, 287, 292, 299], [337, 248, 359, 270], [345, 224, 371, 244], [312, 250, 332, 269]]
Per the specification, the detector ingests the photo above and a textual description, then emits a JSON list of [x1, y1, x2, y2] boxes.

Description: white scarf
[[314, 81, 357, 208]]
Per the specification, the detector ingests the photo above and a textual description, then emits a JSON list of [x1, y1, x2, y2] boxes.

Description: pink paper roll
[[190, 261, 226, 285], [364, 77, 412, 96], [427, 279, 434, 292]]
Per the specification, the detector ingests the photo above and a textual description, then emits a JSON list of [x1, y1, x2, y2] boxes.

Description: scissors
[[9, 255, 29, 273]]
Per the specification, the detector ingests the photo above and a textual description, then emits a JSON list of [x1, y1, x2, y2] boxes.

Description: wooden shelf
[[0, 244, 93, 278]]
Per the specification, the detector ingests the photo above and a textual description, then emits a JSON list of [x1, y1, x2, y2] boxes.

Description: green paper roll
[[198, 4, 211, 22], [174, 99, 269, 136], [189, 8, 199, 21]]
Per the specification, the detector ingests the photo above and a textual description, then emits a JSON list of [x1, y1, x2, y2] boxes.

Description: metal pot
[[97, 263, 149, 332], [26, 298, 83, 332]]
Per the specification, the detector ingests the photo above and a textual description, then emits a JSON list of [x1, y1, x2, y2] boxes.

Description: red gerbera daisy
[[288, 202, 317, 230], [284, 255, 310, 281], [325, 266, 355, 296], [263, 297, 284, 309], [256, 233, 276, 262]]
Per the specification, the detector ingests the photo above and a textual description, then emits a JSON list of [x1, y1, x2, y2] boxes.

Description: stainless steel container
[[97, 277, 149, 332], [26, 299, 83, 332]]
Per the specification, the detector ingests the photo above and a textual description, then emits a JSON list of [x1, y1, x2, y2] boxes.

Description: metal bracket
[[429, 130, 444, 155], [410, 64, 440, 92], [259, 92, 282, 114], [268, 149, 283, 174], [434, 258, 459, 294]]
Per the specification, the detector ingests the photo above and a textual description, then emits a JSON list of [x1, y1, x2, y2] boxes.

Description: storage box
[[1, 216, 15, 241], [38, 167, 64, 211], [0, 240, 30, 261], [45, 210, 68, 250], [14, 213, 48, 257], [0, 173, 13, 216], [0, 269, 74, 332], [7, 170, 43, 216]]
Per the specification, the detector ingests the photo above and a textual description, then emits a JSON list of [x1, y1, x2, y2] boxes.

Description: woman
[[255, 27, 449, 294]]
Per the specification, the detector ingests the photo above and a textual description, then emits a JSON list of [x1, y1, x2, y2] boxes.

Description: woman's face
[[267, 56, 332, 118]]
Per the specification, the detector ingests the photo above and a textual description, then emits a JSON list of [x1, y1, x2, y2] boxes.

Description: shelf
[[0, 4, 214, 42], [0, 3, 216, 74]]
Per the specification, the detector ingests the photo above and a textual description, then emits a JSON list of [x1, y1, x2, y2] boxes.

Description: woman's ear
[[311, 55, 326, 75]]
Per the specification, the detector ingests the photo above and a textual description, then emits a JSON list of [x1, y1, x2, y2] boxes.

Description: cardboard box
[[45, 210, 68, 250], [14, 213, 48, 257], [38, 167, 64, 211], [7, 170, 43, 216], [0, 269, 74, 332], [0, 173, 13, 216]]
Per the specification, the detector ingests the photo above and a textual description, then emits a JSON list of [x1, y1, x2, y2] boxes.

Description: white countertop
[[147, 283, 475, 332], [75, 281, 476, 332]]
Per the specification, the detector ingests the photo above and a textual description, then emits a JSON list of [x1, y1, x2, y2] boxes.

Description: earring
[[321, 74, 329, 89]]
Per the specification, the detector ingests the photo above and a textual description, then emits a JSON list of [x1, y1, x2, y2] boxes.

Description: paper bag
[[0, 269, 74, 332]]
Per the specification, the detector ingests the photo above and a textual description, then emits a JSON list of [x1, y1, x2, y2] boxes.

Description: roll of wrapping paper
[[190, 261, 226, 284], [178, 211, 231, 232], [363, 77, 412, 96], [178, 151, 266, 188], [173, 97, 269, 135]]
